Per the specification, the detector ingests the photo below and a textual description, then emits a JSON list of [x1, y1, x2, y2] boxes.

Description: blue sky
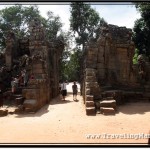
[[0, 3, 141, 31], [38, 3, 141, 31]]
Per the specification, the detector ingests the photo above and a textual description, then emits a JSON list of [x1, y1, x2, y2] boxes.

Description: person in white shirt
[[60, 81, 68, 100]]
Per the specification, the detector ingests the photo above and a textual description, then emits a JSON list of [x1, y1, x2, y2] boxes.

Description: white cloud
[[0, 3, 141, 30], [38, 5, 70, 31], [91, 4, 141, 28]]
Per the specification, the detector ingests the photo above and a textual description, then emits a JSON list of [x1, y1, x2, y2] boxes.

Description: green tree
[[45, 11, 63, 39], [0, 5, 42, 49], [0, 5, 63, 50], [70, 2, 105, 49], [69, 2, 107, 85], [133, 48, 139, 64], [61, 47, 81, 82], [59, 31, 74, 81], [133, 2, 150, 60]]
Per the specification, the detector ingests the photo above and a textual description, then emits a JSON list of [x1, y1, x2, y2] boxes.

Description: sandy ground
[[0, 82, 150, 145]]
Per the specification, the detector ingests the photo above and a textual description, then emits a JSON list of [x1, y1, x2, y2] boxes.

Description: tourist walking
[[60, 81, 68, 101], [72, 81, 78, 101]]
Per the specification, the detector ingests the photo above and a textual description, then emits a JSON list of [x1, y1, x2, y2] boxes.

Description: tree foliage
[[0, 5, 63, 50], [69, 2, 107, 82], [70, 2, 105, 49], [61, 47, 82, 81], [133, 2, 150, 60], [133, 48, 139, 64], [59, 31, 75, 81], [0, 5, 42, 49], [45, 11, 62, 39]]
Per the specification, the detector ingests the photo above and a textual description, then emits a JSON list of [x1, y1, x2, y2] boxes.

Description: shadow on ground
[[50, 99, 74, 105], [15, 104, 50, 118], [50, 94, 79, 105], [74, 99, 79, 102], [117, 102, 150, 115], [15, 94, 76, 118]]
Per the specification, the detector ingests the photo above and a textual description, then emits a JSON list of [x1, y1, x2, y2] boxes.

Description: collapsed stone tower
[[22, 18, 50, 111], [82, 24, 150, 115]]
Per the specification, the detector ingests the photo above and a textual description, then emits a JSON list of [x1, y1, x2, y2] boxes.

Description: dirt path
[[0, 89, 150, 145]]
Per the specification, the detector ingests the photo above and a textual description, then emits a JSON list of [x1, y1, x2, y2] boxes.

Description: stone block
[[106, 97, 114, 100], [88, 49, 98, 55], [86, 95, 94, 101], [0, 109, 8, 117], [14, 107, 24, 114], [15, 97, 24, 105], [86, 101, 95, 107], [85, 82, 99, 87], [32, 68, 45, 74], [85, 63, 97, 69], [97, 69, 105, 78], [85, 68, 96, 74], [85, 88, 91, 95], [97, 63, 105, 69], [87, 55, 97, 62], [85, 76, 96, 82], [99, 46, 104, 53], [97, 55, 104, 63], [100, 107, 115, 114], [97, 37, 106, 46], [23, 99, 38, 109], [86, 107, 96, 115], [22, 89, 39, 99], [32, 63, 43, 69], [100, 100, 116, 108]]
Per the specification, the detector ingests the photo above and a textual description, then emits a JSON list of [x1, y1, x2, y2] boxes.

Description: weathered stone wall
[[96, 24, 136, 87], [82, 24, 150, 107], [22, 18, 64, 110], [5, 31, 17, 70], [2, 18, 64, 111]]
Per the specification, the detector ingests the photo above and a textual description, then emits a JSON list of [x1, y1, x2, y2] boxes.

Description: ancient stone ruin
[[0, 18, 64, 116], [82, 24, 150, 115]]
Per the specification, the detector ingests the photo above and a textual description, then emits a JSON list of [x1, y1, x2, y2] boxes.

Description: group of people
[[59, 81, 78, 101], [11, 69, 29, 93]]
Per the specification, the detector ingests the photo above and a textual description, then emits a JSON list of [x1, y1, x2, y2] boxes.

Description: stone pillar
[[5, 31, 16, 70]]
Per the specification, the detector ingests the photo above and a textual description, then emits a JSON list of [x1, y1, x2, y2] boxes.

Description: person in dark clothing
[[72, 81, 78, 101]]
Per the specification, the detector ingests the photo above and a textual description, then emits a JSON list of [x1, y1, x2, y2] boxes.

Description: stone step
[[14, 105, 25, 114], [86, 101, 95, 107], [13, 94, 22, 98], [106, 97, 114, 100], [86, 107, 95, 116], [103, 97, 114, 101], [86, 95, 94, 101], [100, 107, 115, 114], [0, 109, 8, 117], [15, 97, 24, 105], [100, 100, 116, 108], [23, 99, 37, 107]]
